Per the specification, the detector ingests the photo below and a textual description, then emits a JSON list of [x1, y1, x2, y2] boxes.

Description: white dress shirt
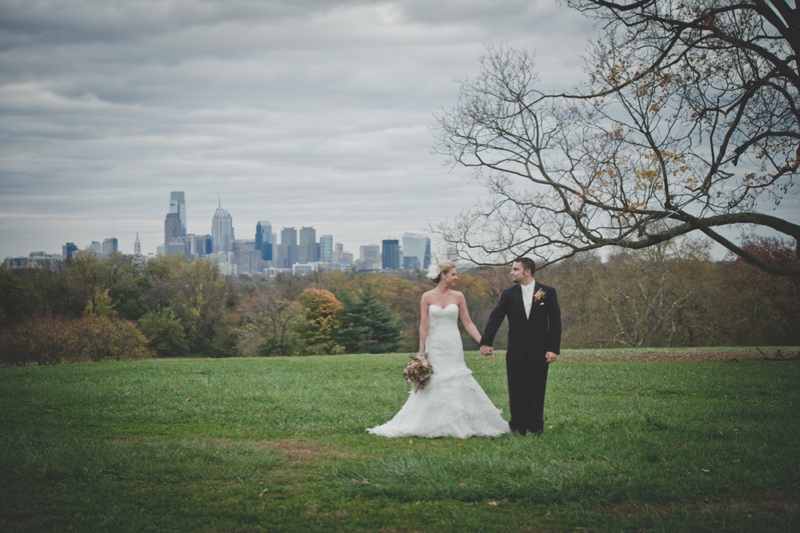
[[520, 280, 536, 318]]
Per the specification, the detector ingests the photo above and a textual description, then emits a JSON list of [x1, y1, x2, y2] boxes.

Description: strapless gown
[[367, 304, 510, 438]]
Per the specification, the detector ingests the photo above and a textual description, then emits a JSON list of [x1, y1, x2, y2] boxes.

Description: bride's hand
[[417, 351, 426, 360]]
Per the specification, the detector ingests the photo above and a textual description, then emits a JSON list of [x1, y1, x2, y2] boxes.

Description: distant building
[[233, 250, 261, 274], [4, 252, 59, 270], [320, 235, 333, 264], [255, 221, 273, 262], [231, 239, 256, 252], [293, 262, 325, 276], [298, 226, 318, 264], [211, 202, 234, 253], [382, 239, 400, 270], [165, 240, 187, 256], [262, 267, 292, 279], [402, 232, 431, 270], [360, 244, 380, 263], [169, 191, 187, 237], [91, 241, 102, 253], [207, 252, 236, 276], [62, 242, 78, 260], [165, 213, 182, 246], [133, 234, 141, 256], [102, 238, 118, 254], [186, 234, 212, 256], [277, 227, 298, 268], [338, 251, 354, 266], [357, 244, 381, 270]]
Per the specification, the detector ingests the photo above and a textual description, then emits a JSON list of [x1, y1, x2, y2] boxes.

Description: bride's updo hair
[[430, 260, 456, 284]]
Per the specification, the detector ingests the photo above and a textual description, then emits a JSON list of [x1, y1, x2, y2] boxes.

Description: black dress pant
[[506, 355, 549, 435]]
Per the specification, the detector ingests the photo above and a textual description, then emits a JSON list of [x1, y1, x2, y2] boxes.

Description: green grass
[[1, 349, 798, 532]]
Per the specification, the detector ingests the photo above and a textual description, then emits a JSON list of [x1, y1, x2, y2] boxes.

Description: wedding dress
[[368, 304, 510, 438]]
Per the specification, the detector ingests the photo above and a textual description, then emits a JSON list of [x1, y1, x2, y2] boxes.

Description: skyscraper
[[165, 213, 181, 246], [134, 234, 141, 256], [320, 235, 333, 264], [62, 242, 78, 259], [255, 221, 273, 262], [402, 232, 431, 270], [382, 239, 400, 270], [169, 191, 187, 237], [360, 244, 380, 263], [211, 202, 234, 253], [102, 238, 118, 253], [298, 226, 318, 263], [277, 227, 298, 268]]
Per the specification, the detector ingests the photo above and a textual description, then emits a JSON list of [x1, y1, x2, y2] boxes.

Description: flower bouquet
[[403, 356, 434, 393]]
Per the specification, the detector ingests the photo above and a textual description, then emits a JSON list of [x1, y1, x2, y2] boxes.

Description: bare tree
[[435, 0, 799, 276]]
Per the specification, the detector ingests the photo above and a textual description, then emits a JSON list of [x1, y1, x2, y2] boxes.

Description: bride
[[368, 260, 510, 438]]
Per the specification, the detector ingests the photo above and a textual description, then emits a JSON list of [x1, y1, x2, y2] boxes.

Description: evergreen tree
[[338, 284, 401, 354]]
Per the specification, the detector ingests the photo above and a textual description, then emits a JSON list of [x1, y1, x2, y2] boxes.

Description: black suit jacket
[[480, 282, 562, 359]]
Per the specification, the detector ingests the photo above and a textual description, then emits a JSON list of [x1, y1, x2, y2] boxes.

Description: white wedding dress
[[368, 304, 510, 438]]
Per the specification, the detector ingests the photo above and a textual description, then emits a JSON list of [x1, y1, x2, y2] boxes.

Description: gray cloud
[[0, 0, 597, 258]]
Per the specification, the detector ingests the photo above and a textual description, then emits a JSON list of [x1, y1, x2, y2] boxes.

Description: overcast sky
[[0, 0, 604, 259]]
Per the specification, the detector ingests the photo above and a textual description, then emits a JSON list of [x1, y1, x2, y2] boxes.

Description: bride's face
[[442, 268, 458, 287]]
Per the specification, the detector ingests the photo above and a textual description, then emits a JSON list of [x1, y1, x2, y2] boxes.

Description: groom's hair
[[513, 257, 536, 275]]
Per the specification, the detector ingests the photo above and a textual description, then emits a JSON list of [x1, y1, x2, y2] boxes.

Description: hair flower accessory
[[426, 264, 441, 279]]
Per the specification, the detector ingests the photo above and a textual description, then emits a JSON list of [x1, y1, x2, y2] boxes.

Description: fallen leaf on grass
[[487, 501, 498, 506], [701, 469, 711, 473], [732, 459, 741, 464], [100, 521, 107, 528], [259, 489, 268, 497], [361, 478, 370, 485]]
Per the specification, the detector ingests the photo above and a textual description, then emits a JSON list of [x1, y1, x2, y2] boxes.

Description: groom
[[480, 257, 561, 436]]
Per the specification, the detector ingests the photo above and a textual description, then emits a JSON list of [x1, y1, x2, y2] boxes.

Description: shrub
[[138, 308, 190, 357], [0, 315, 154, 366]]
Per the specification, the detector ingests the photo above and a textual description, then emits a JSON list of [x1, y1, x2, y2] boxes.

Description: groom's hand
[[479, 345, 493, 357], [545, 351, 558, 363]]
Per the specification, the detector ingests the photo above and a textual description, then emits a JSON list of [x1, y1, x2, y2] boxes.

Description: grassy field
[[1, 348, 798, 532]]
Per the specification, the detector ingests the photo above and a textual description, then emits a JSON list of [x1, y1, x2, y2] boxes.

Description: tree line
[[0, 235, 797, 365]]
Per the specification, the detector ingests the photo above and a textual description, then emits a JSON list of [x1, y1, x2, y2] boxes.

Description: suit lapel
[[512, 284, 525, 319]]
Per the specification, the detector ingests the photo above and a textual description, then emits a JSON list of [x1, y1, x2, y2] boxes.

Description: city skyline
[[0, 191, 434, 266]]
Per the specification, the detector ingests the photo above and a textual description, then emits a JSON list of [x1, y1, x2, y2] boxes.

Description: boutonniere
[[533, 289, 546, 302]]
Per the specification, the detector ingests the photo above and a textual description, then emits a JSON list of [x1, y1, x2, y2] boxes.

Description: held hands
[[479, 345, 493, 357]]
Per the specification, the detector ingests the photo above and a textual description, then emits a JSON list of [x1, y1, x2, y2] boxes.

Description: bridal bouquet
[[403, 356, 433, 393]]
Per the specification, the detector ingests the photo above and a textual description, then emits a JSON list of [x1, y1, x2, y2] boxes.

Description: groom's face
[[510, 261, 532, 284]]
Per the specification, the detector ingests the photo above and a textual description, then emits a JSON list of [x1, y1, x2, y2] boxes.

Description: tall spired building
[[211, 201, 234, 253], [169, 191, 187, 237]]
